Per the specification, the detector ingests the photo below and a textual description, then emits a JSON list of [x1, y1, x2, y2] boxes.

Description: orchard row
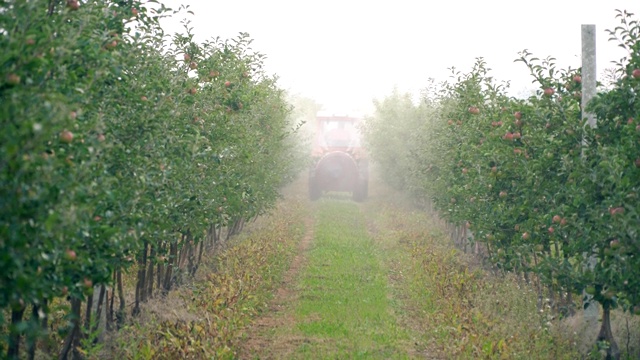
[[363, 10, 639, 359], [0, 1, 303, 358]]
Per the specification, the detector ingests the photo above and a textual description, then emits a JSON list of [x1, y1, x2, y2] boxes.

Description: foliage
[[0, 0, 304, 357], [363, 9, 640, 359]]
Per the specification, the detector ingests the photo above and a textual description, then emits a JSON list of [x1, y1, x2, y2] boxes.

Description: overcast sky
[[159, 1, 639, 115]]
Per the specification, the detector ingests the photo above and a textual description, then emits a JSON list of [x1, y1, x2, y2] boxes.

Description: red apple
[[189, 62, 197, 70], [65, 250, 77, 261], [491, 166, 497, 173], [6, 73, 20, 86], [60, 130, 74, 144], [560, 218, 567, 226], [462, 168, 468, 174], [188, 88, 197, 95], [468, 106, 480, 114], [97, 134, 105, 142], [83, 278, 93, 288], [548, 227, 554, 234], [513, 132, 521, 139], [573, 75, 582, 83], [141, 96, 148, 101], [183, 53, 191, 61], [522, 232, 530, 240], [105, 40, 117, 49], [632, 69, 640, 79], [635, 158, 640, 168], [67, 0, 79, 10], [503, 132, 514, 141], [552, 215, 561, 223], [609, 207, 625, 216], [499, 191, 507, 198], [131, 7, 139, 16], [447, 120, 454, 125], [610, 239, 620, 249], [224, 81, 232, 87], [514, 111, 522, 120], [543, 88, 555, 96]]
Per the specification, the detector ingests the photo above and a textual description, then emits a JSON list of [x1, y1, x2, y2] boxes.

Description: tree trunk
[[27, 304, 39, 360], [84, 293, 93, 331], [187, 232, 196, 277], [58, 298, 81, 360], [213, 222, 221, 248], [156, 242, 165, 292], [163, 242, 178, 294], [195, 240, 205, 275], [597, 303, 620, 360], [532, 251, 542, 309], [146, 244, 155, 299], [116, 270, 125, 328], [133, 241, 149, 316], [7, 306, 26, 360], [40, 299, 51, 355], [106, 287, 114, 332], [93, 285, 106, 334], [177, 233, 188, 270]]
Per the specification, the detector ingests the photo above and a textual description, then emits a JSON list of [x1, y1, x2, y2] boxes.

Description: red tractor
[[308, 114, 368, 201]]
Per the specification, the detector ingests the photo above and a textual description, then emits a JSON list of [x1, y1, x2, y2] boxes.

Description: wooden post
[[581, 24, 598, 322]]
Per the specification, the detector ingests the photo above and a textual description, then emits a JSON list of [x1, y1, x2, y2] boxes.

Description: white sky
[[158, 0, 639, 115]]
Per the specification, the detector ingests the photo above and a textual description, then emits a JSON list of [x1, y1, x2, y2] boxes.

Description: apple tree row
[[362, 10, 639, 359], [0, 1, 304, 358]]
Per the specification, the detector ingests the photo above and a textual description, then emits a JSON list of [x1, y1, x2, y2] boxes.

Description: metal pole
[[582, 25, 597, 129], [581, 24, 598, 322]]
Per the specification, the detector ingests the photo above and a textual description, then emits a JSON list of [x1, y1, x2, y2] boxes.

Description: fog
[[159, 0, 638, 115]]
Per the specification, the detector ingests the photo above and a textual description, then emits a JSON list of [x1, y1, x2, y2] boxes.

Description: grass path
[[237, 197, 424, 359], [236, 178, 584, 359]]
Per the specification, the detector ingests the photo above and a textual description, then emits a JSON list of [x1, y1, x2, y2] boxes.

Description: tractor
[[308, 113, 368, 201]]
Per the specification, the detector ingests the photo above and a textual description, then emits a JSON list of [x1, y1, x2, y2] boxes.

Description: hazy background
[[159, 0, 639, 116]]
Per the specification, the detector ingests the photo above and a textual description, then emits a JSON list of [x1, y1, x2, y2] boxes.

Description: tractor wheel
[[352, 179, 368, 202], [309, 176, 321, 201]]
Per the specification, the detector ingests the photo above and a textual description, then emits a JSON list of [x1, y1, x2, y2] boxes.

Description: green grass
[[288, 199, 413, 359]]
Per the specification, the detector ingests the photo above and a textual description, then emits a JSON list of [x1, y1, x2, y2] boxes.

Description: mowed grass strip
[[292, 200, 411, 359]]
